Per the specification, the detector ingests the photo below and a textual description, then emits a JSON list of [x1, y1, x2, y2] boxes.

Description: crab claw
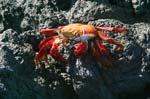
[[74, 41, 88, 57], [50, 43, 67, 64]]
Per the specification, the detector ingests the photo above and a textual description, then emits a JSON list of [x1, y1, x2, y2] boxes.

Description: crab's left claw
[[73, 34, 94, 57], [50, 43, 67, 64]]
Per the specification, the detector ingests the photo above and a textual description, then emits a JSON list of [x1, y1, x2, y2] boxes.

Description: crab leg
[[96, 26, 127, 33], [40, 26, 64, 36], [98, 31, 124, 51], [38, 36, 55, 49], [34, 37, 55, 64], [40, 28, 58, 37], [34, 46, 49, 65], [96, 40, 112, 68], [50, 43, 67, 64], [74, 41, 88, 57], [91, 42, 105, 66]]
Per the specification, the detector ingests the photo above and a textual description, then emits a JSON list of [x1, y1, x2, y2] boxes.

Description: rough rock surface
[[0, 0, 150, 99]]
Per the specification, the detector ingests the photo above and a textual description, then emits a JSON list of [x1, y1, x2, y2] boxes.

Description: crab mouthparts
[[74, 35, 94, 42]]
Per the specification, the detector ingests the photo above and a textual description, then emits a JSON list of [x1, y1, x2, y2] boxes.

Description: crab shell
[[60, 23, 97, 38]]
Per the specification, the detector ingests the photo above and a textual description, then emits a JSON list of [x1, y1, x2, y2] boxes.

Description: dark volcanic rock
[[108, 0, 150, 16], [0, 0, 150, 99], [67, 19, 150, 99], [0, 29, 36, 99], [66, 0, 138, 23]]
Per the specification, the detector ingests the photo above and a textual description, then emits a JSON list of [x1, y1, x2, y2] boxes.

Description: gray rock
[[131, 0, 150, 15], [0, 29, 76, 99], [66, 0, 136, 24], [0, 0, 24, 32], [0, 0, 150, 99], [0, 28, 42, 98], [66, 19, 150, 99], [108, 0, 150, 16]]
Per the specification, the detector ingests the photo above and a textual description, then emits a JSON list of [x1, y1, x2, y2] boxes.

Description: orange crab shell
[[59, 23, 97, 38]]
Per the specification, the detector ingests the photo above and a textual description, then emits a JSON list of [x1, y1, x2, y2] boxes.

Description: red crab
[[34, 23, 127, 68]]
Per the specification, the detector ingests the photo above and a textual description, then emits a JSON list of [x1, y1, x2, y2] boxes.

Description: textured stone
[[66, 19, 150, 99], [0, 0, 150, 99]]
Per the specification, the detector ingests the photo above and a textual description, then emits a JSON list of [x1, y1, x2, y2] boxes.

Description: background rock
[[0, 0, 150, 99]]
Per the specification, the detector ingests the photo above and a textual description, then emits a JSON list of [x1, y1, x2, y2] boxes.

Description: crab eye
[[54, 32, 59, 35]]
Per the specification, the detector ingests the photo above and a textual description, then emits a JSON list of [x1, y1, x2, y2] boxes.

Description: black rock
[[0, 0, 150, 99]]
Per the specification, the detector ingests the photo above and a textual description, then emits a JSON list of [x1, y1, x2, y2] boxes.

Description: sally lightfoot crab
[[34, 23, 127, 69]]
